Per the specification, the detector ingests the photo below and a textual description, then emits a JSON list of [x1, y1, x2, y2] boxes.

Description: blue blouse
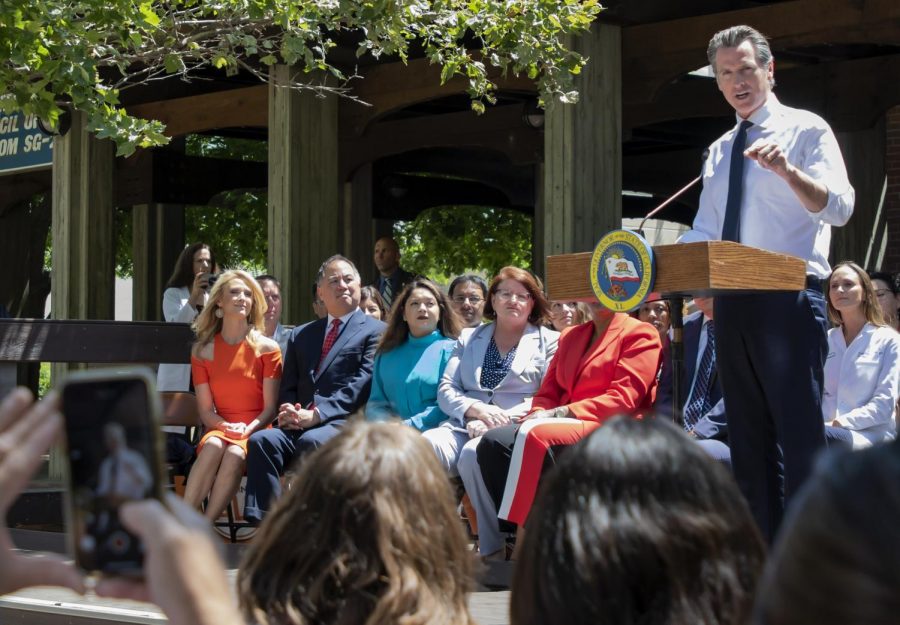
[[365, 330, 455, 431]]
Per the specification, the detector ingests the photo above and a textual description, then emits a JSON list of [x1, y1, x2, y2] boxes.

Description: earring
[[215, 308, 224, 318]]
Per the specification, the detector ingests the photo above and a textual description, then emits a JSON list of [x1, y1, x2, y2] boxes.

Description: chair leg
[[226, 499, 238, 544]]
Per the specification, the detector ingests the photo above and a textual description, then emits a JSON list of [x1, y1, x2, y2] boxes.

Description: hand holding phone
[[0, 388, 85, 596], [61, 368, 165, 577]]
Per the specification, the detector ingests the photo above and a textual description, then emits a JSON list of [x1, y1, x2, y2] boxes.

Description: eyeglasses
[[495, 289, 532, 303], [452, 296, 484, 305]]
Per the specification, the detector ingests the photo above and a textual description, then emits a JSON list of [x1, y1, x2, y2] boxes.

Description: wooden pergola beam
[[625, 54, 900, 131], [622, 0, 900, 104], [126, 85, 268, 138]]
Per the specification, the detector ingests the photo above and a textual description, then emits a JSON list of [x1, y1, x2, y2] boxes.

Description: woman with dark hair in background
[[366, 279, 461, 432], [513, 417, 766, 625], [448, 274, 488, 328], [158, 242, 218, 392], [636, 293, 671, 345], [238, 423, 476, 625], [823, 261, 900, 450], [868, 270, 899, 332], [359, 285, 387, 321]]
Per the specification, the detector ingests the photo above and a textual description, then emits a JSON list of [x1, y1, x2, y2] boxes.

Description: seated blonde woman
[[184, 270, 282, 521], [823, 261, 900, 450]]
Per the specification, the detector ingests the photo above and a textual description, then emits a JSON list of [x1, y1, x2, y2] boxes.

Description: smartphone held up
[[59, 368, 165, 577]]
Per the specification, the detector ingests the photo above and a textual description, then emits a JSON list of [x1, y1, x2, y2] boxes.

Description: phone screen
[[62, 374, 163, 575]]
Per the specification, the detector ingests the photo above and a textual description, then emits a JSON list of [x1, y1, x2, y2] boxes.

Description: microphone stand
[[635, 168, 705, 427]]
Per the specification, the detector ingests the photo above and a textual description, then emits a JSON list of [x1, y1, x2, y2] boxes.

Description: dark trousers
[[243, 419, 346, 523], [824, 425, 854, 449], [714, 286, 828, 542]]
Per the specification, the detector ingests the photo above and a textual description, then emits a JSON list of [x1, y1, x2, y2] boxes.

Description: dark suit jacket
[[655, 312, 728, 441], [280, 308, 386, 422], [372, 267, 418, 299]]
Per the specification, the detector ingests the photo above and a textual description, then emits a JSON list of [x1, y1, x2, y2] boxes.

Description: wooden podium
[[545, 240, 808, 421], [545, 240, 807, 301]]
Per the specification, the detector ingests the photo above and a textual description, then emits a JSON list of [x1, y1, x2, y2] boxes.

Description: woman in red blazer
[[476, 304, 663, 532]]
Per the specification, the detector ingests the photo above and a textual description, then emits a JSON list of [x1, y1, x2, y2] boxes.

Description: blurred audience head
[[239, 422, 475, 625], [379, 279, 461, 353], [359, 285, 387, 321], [484, 267, 549, 326], [753, 439, 900, 625], [512, 417, 765, 625], [826, 261, 884, 326], [449, 274, 488, 328]]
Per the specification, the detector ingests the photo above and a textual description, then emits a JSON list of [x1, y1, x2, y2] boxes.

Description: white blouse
[[822, 323, 900, 448]]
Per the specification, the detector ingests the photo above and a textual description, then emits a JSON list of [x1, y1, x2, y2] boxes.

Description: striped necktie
[[683, 321, 716, 430]]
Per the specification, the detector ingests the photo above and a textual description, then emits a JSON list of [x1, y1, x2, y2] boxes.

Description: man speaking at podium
[[679, 25, 854, 541]]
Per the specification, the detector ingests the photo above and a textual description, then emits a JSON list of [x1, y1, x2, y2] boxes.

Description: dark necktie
[[683, 321, 716, 430], [721, 120, 753, 242], [317, 319, 341, 372]]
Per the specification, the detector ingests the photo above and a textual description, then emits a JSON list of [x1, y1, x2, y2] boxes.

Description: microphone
[[637, 149, 710, 236]]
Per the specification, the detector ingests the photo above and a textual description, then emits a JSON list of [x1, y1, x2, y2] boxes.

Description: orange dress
[[191, 334, 283, 454]]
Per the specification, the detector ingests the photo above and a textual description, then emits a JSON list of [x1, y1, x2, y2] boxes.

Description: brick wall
[[884, 106, 900, 274]]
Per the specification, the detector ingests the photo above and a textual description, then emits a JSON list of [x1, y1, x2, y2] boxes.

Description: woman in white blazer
[[157, 243, 218, 392], [823, 261, 900, 450], [424, 267, 557, 558]]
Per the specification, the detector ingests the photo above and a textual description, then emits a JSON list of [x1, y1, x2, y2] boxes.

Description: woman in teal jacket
[[366, 279, 462, 431]]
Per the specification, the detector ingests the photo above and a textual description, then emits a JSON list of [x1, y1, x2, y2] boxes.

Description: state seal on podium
[[589, 229, 655, 312]]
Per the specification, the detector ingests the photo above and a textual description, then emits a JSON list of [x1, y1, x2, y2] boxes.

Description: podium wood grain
[[546, 241, 807, 301]]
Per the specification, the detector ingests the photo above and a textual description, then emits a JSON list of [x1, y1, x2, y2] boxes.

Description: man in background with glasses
[[448, 274, 488, 328]]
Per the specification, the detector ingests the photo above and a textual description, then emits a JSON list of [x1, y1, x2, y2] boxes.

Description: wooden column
[[543, 22, 622, 258], [268, 65, 339, 324], [532, 162, 546, 277], [50, 110, 114, 478], [341, 163, 377, 282], [832, 119, 887, 269], [132, 203, 185, 321], [51, 110, 115, 322]]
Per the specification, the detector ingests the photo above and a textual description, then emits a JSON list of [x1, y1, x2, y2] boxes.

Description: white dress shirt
[[157, 286, 199, 393], [681, 95, 854, 278], [822, 323, 900, 449]]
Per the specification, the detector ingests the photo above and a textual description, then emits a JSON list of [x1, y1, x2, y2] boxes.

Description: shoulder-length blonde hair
[[378, 279, 462, 353], [238, 423, 475, 625], [826, 261, 885, 327], [191, 270, 267, 356]]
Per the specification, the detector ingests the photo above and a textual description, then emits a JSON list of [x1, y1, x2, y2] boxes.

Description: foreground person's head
[[239, 422, 475, 625], [512, 417, 765, 625]]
